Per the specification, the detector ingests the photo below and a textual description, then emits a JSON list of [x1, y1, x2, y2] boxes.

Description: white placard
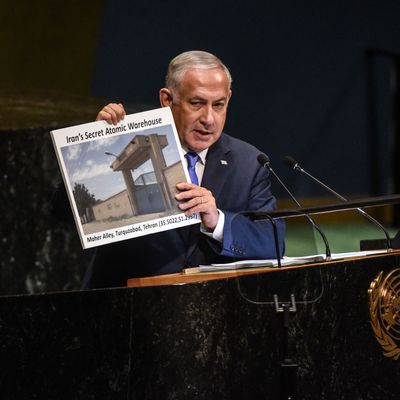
[[51, 107, 200, 249]]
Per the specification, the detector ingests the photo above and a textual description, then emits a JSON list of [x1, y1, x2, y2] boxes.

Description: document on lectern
[[50, 107, 200, 249], [185, 250, 388, 273]]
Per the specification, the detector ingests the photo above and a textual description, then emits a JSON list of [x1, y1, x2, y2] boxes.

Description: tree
[[72, 183, 98, 221]]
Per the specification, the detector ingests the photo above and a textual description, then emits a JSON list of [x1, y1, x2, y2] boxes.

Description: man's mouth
[[194, 129, 212, 136]]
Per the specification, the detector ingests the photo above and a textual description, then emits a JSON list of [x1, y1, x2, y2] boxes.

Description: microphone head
[[257, 153, 270, 167], [283, 155, 297, 168], [283, 155, 299, 169]]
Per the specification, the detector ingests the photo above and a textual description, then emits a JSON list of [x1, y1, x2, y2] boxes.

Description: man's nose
[[199, 106, 214, 127]]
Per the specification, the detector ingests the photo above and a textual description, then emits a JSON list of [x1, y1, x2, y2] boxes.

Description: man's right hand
[[95, 103, 126, 125]]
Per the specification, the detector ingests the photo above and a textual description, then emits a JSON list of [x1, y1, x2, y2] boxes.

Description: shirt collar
[[182, 147, 208, 165]]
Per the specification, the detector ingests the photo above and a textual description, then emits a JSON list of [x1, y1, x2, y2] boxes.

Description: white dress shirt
[[182, 148, 225, 242]]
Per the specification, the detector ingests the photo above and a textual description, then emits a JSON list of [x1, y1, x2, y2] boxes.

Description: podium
[[1, 251, 400, 399]]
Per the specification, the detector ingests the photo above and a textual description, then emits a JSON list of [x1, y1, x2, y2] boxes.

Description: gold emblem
[[369, 269, 400, 360]]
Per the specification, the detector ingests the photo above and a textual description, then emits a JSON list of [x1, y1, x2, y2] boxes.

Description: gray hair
[[165, 50, 232, 94]]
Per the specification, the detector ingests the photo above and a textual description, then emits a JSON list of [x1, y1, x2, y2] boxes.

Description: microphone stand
[[257, 153, 331, 400], [262, 215, 282, 268], [259, 155, 332, 261], [274, 294, 298, 400], [285, 156, 392, 252]]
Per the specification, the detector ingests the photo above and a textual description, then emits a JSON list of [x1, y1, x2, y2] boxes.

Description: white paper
[[193, 250, 388, 273], [51, 107, 200, 249]]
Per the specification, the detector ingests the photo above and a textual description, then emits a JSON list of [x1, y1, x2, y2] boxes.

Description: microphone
[[283, 155, 392, 252], [258, 153, 332, 260]]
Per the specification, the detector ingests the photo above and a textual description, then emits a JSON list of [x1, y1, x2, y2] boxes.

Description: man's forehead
[[177, 68, 231, 96], [181, 67, 229, 85]]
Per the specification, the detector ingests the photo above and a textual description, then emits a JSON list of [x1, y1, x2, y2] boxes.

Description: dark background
[[1, 0, 400, 295], [92, 0, 400, 198]]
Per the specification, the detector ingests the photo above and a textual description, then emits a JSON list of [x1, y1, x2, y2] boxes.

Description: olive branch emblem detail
[[368, 269, 400, 360]]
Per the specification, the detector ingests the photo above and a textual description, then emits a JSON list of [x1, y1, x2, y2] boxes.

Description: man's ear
[[159, 88, 173, 107]]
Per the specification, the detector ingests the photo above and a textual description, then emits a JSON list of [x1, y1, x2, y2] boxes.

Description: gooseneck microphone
[[283, 155, 392, 252], [258, 153, 332, 260]]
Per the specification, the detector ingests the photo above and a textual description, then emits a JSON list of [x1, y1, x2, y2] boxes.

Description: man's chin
[[188, 139, 215, 152], [186, 133, 219, 151]]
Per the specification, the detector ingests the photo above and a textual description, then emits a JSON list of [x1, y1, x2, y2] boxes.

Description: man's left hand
[[175, 182, 219, 230]]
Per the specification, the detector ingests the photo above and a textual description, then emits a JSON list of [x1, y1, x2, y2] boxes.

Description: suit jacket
[[85, 133, 285, 288]]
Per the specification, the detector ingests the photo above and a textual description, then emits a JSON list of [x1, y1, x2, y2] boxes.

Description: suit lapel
[[201, 134, 232, 201], [183, 134, 232, 265]]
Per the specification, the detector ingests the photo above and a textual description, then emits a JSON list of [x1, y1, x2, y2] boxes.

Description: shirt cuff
[[200, 209, 225, 243]]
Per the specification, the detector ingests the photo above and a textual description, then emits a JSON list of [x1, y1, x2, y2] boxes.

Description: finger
[[118, 103, 126, 118], [176, 182, 197, 191], [105, 103, 125, 125], [176, 190, 200, 201], [178, 195, 207, 211], [96, 103, 125, 125], [182, 201, 218, 223], [175, 185, 204, 201], [96, 110, 113, 124]]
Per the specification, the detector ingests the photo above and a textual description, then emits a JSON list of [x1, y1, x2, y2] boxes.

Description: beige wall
[[163, 162, 187, 202], [92, 190, 132, 221]]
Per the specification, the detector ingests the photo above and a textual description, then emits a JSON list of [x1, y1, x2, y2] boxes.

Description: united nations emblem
[[368, 269, 400, 360]]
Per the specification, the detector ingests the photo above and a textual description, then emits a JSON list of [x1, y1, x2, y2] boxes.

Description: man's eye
[[213, 103, 225, 110]]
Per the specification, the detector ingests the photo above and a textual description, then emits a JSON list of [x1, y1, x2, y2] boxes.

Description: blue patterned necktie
[[185, 152, 200, 185]]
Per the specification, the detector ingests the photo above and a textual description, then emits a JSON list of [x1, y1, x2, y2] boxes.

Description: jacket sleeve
[[219, 163, 285, 259], [220, 212, 285, 259]]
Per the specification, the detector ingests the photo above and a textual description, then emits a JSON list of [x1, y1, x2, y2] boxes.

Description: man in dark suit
[[86, 50, 285, 288]]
